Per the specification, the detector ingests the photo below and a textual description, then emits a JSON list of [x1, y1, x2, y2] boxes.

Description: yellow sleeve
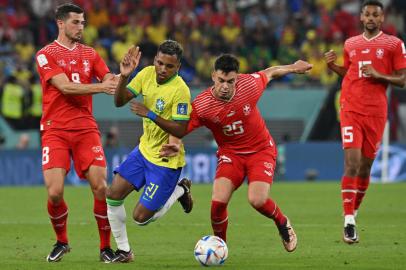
[[127, 67, 149, 96], [171, 84, 191, 121]]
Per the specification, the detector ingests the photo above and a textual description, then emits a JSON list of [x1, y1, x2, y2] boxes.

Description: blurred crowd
[[0, 0, 405, 137]]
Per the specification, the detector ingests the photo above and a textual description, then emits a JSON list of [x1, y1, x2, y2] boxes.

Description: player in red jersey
[[35, 4, 118, 262], [325, 0, 406, 244], [130, 54, 312, 252]]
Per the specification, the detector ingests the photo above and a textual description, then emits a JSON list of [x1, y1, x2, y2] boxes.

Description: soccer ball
[[194, 235, 228, 266]]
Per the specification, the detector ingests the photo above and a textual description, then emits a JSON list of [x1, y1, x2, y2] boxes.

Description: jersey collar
[[54, 40, 78, 51], [362, 31, 383, 42]]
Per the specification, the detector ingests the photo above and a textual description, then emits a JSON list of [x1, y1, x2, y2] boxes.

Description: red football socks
[[94, 198, 111, 250], [255, 198, 287, 226], [211, 200, 228, 242], [354, 176, 370, 211], [341, 176, 356, 215], [48, 199, 68, 244]]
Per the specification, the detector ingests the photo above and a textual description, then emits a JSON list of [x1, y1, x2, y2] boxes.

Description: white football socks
[[107, 204, 130, 252], [151, 184, 185, 222], [344, 215, 356, 226]]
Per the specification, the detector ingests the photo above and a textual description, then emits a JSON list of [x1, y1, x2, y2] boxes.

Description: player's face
[[60, 12, 85, 42], [154, 52, 180, 84], [360, 5, 384, 33], [211, 70, 238, 101]]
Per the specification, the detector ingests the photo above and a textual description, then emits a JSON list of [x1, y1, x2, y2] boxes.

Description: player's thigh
[[362, 116, 386, 159], [246, 147, 276, 185], [86, 165, 107, 199], [107, 173, 136, 200], [43, 168, 67, 200], [340, 111, 363, 150], [71, 129, 106, 179], [141, 163, 182, 212], [212, 177, 236, 203], [113, 146, 146, 191], [41, 130, 71, 173], [215, 151, 245, 191]]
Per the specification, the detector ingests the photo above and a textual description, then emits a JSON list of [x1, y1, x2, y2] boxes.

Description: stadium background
[[1, 0, 406, 184], [0, 1, 406, 270]]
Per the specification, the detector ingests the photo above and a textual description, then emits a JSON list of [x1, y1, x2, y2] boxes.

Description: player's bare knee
[[248, 194, 267, 209], [48, 193, 63, 204], [91, 183, 107, 198], [133, 212, 152, 225], [344, 162, 360, 177]]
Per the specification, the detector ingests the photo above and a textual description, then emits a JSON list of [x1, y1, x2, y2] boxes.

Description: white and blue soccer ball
[[194, 235, 228, 266]]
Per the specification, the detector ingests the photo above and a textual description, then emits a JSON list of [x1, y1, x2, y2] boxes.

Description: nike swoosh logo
[[48, 250, 64, 261]]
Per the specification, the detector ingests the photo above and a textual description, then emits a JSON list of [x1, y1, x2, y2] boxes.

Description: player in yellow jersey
[[106, 40, 193, 263]]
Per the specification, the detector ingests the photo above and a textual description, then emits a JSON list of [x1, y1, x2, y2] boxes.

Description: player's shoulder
[[236, 73, 260, 88], [77, 43, 99, 57], [344, 34, 363, 47], [36, 41, 58, 56], [380, 32, 403, 45], [138, 66, 155, 77], [173, 75, 190, 93], [193, 87, 212, 107]]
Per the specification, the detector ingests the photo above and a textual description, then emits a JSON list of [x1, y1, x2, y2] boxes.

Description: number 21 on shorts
[[342, 126, 353, 143]]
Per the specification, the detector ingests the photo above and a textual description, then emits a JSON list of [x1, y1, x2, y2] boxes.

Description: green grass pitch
[[0, 182, 405, 270]]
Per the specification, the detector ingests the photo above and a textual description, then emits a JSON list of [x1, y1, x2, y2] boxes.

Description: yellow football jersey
[[127, 66, 191, 168]]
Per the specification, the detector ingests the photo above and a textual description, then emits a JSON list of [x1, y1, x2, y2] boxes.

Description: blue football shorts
[[114, 146, 182, 211]]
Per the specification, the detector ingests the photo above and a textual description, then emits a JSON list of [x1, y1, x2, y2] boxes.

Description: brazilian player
[[106, 40, 193, 262]]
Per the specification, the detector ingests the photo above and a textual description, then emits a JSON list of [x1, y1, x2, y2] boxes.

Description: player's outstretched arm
[[115, 46, 142, 107], [360, 66, 406, 88], [129, 100, 188, 138], [262, 60, 313, 81], [324, 50, 347, 77], [50, 73, 118, 95]]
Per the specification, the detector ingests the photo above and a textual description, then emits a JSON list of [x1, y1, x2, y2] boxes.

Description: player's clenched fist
[[102, 76, 118, 95], [324, 50, 337, 65], [292, 60, 313, 73]]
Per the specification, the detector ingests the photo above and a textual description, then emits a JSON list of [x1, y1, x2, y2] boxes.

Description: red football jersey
[[36, 41, 110, 131], [188, 72, 275, 154], [342, 31, 406, 117]]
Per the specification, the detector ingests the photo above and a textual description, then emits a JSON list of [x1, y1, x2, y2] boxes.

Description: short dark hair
[[55, 3, 84, 21], [214, 54, 239, 73], [361, 0, 384, 11], [157, 40, 183, 61]]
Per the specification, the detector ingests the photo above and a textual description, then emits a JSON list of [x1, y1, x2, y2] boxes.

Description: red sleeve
[[93, 51, 110, 81], [393, 40, 406, 71], [254, 71, 269, 91], [36, 51, 64, 82], [343, 45, 350, 69], [186, 105, 203, 134]]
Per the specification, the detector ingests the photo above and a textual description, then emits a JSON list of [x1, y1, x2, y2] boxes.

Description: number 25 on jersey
[[223, 120, 244, 136]]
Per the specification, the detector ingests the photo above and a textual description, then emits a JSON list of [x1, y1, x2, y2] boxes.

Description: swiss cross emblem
[[243, 104, 251, 116], [376, 48, 384, 59], [83, 60, 90, 73]]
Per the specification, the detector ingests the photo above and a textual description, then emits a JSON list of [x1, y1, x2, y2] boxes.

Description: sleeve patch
[[177, 103, 188, 115], [37, 54, 48, 67], [250, 73, 260, 79]]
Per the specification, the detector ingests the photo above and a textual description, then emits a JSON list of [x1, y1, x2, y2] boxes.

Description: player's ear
[[211, 71, 216, 82]]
